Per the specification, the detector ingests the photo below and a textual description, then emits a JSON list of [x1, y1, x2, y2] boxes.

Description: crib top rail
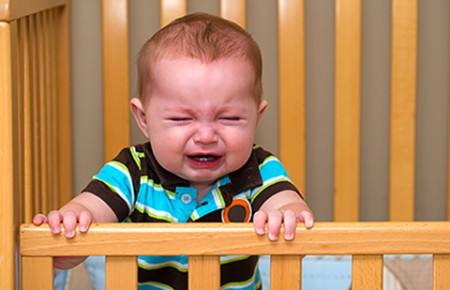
[[0, 0, 65, 21], [20, 222, 450, 257]]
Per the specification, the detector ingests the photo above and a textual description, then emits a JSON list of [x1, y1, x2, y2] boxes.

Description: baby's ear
[[130, 98, 149, 138], [257, 99, 268, 122]]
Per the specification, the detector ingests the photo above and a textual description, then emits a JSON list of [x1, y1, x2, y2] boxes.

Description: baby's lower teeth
[[198, 157, 208, 162]]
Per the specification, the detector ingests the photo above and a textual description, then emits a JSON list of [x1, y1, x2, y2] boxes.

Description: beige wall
[[70, 0, 449, 221]]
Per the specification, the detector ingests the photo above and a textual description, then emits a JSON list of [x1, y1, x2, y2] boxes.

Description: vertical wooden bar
[[20, 17, 33, 223], [55, 0, 72, 207], [188, 256, 221, 289], [219, 0, 246, 28], [11, 19, 25, 224], [160, 0, 187, 27], [37, 11, 49, 215], [389, 0, 418, 221], [102, 0, 130, 162], [270, 255, 302, 290], [49, 8, 59, 210], [43, 10, 54, 213], [278, 0, 306, 194], [334, 0, 361, 221], [0, 20, 15, 290], [352, 255, 383, 289], [105, 256, 138, 290], [30, 14, 42, 215], [22, 256, 54, 290], [433, 255, 450, 289]]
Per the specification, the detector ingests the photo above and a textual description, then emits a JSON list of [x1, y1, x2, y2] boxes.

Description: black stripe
[[137, 256, 259, 289], [251, 181, 301, 213]]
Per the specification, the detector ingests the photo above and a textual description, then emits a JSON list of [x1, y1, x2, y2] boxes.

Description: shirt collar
[[143, 142, 263, 205]]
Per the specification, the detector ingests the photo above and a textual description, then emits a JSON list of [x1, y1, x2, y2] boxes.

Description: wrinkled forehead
[[144, 55, 261, 103]]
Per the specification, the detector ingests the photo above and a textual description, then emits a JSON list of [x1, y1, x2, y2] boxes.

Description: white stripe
[[220, 255, 249, 263], [141, 179, 176, 200], [221, 264, 259, 289], [107, 183, 132, 213], [259, 155, 280, 167], [138, 258, 188, 271], [108, 162, 135, 205], [135, 201, 178, 223], [212, 188, 223, 208]]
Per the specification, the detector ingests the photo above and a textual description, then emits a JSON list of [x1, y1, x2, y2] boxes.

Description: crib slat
[[334, 0, 361, 222], [30, 14, 42, 215], [352, 255, 383, 289], [11, 19, 25, 224], [43, 9, 55, 212], [0, 20, 16, 290], [21, 256, 53, 290], [48, 9, 59, 210], [36, 11, 50, 215], [270, 255, 302, 289], [277, 0, 306, 193], [188, 256, 220, 289], [54, 1, 72, 206], [105, 256, 137, 290], [433, 255, 450, 289], [160, 0, 187, 27], [102, 0, 130, 162], [3, 0, 66, 21], [220, 0, 246, 28], [20, 16, 34, 223], [389, 0, 417, 221]]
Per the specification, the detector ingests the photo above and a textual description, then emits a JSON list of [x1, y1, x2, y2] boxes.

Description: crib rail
[[20, 222, 450, 289], [1, 0, 70, 288]]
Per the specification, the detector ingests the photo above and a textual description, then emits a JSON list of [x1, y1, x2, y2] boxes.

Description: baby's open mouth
[[189, 155, 219, 162]]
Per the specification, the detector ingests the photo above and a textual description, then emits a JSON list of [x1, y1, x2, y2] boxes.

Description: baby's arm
[[33, 192, 117, 269], [253, 190, 314, 241]]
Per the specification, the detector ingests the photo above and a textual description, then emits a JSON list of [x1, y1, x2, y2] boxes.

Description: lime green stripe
[[139, 262, 188, 273], [93, 177, 117, 193], [130, 147, 142, 170], [215, 187, 226, 208], [220, 255, 251, 265], [140, 175, 176, 197], [258, 155, 278, 170], [135, 206, 176, 223], [138, 281, 175, 290], [251, 179, 290, 203]]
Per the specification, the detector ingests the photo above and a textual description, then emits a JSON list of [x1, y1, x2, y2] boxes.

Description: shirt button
[[181, 193, 192, 204]]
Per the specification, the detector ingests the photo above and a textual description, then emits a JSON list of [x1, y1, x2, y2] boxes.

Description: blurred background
[[70, 0, 449, 222]]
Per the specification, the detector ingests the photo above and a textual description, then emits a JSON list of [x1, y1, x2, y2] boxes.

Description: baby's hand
[[253, 209, 314, 241], [33, 209, 93, 269], [33, 209, 93, 239]]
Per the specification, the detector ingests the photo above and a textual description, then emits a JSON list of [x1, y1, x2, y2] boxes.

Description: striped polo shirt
[[84, 142, 301, 290]]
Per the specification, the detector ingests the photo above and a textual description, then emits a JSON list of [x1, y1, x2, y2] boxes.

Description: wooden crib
[[1, 0, 449, 289]]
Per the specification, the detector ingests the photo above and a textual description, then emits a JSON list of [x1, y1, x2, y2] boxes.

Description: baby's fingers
[[47, 210, 64, 234], [78, 211, 93, 233], [253, 211, 268, 236], [32, 213, 48, 225], [267, 211, 283, 241], [282, 210, 297, 240], [297, 210, 314, 229], [61, 211, 78, 238]]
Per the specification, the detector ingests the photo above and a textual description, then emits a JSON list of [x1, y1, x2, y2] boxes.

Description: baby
[[34, 12, 314, 289]]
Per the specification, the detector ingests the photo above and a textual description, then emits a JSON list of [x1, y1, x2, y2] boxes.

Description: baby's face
[[141, 57, 266, 189]]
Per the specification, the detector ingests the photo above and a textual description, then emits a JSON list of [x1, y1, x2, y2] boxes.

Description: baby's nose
[[193, 124, 219, 144]]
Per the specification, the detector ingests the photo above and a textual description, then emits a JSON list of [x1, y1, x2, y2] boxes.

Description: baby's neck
[[189, 181, 216, 204]]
